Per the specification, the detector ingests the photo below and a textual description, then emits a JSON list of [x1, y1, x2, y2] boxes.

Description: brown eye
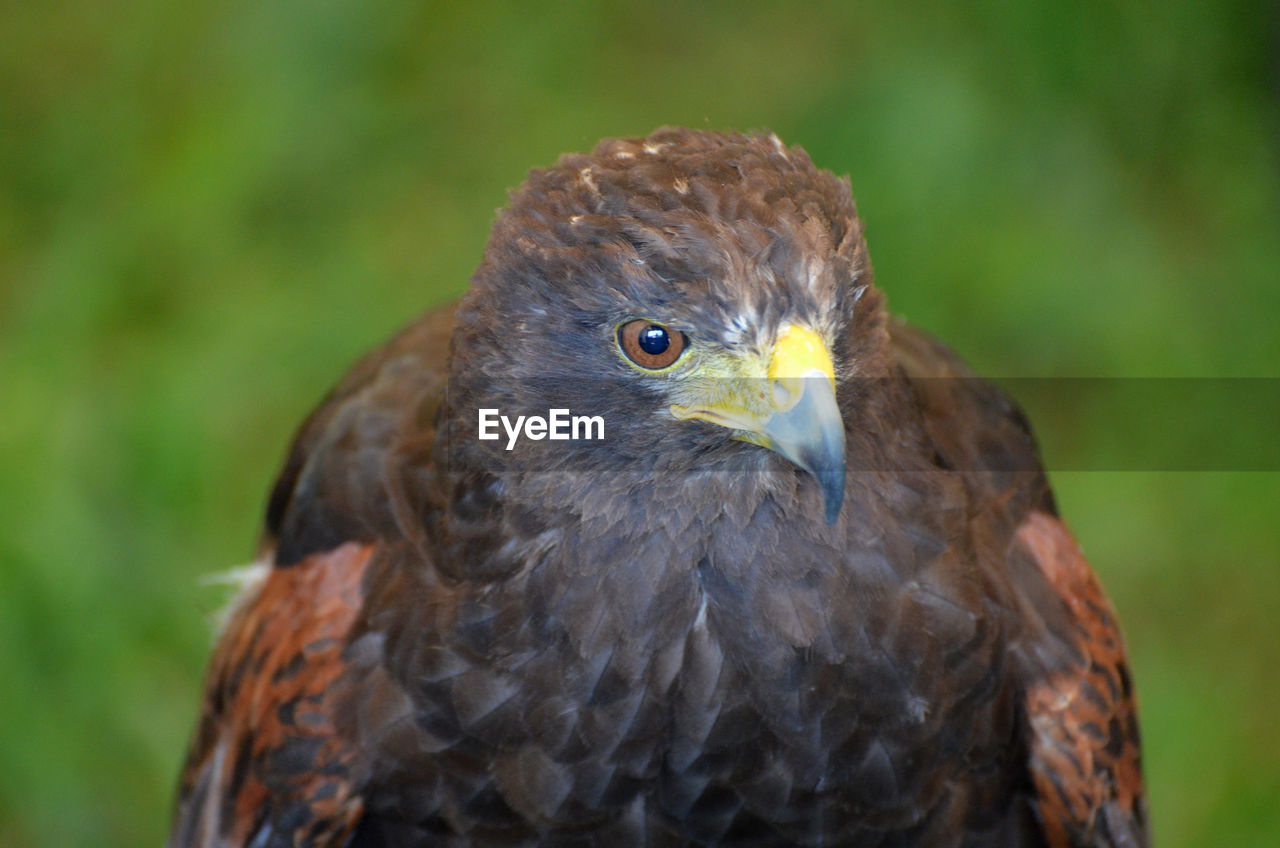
[[617, 320, 687, 370]]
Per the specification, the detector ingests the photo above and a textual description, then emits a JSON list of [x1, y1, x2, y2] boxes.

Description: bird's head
[[449, 128, 891, 526]]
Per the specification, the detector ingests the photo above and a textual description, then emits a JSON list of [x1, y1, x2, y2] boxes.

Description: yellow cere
[[767, 325, 835, 386]]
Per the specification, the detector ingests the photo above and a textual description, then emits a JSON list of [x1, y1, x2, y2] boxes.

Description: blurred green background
[[1, 1, 1277, 845]]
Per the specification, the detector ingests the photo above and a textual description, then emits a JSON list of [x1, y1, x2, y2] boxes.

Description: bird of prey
[[169, 128, 1146, 847]]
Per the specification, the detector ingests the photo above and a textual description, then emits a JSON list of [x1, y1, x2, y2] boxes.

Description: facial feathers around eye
[[169, 127, 1147, 848]]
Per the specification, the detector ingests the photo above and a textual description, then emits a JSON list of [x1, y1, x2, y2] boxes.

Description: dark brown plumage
[[170, 128, 1147, 847]]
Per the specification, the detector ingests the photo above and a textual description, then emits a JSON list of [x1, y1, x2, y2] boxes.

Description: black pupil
[[638, 325, 670, 355]]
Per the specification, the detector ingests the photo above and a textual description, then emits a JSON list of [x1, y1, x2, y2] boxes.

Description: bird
[[168, 128, 1147, 847]]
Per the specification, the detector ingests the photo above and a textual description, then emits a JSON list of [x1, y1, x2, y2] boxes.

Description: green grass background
[[1, 1, 1277, 845]]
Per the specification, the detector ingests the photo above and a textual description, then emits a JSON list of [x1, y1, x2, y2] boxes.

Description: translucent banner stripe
[[432, 378, 1280, 472]]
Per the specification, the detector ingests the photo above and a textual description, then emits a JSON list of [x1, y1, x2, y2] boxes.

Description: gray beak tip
[[818, 469, 845, 525]]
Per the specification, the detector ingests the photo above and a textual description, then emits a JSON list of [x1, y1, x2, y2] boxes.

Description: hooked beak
[[670, 325, 847, 524]]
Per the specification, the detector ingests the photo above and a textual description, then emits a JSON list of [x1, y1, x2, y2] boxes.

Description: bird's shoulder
[[888, 319, 1147, 846], [167, 304, 464, 846], [264, 301, 458, 565], [887, 318, 1049, 494]]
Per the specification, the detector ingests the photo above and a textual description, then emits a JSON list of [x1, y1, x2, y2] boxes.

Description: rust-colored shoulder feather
[[169, 543, 374, 848], [1018, 512, 1147, 848]]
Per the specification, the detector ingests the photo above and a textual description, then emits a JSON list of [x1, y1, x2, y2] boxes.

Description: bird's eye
[[617, 320, 687, 370]]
